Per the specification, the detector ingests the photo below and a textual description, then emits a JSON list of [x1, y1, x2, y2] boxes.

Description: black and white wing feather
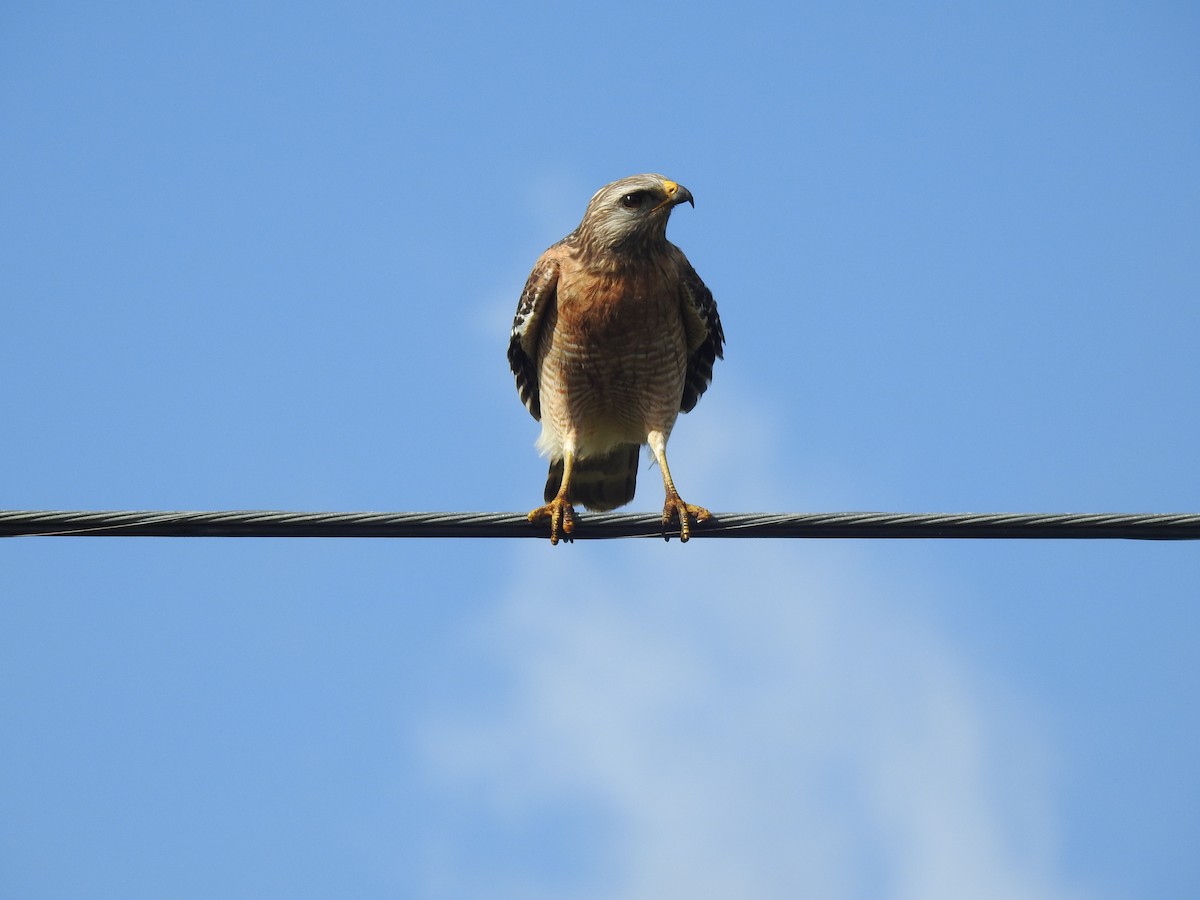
[[507, 254, 560, 421], [677, 254, 724, 413]]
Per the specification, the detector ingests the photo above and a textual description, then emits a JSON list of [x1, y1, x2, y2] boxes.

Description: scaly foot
[[662, 492, 711, 542], [527, 496, 577, 545]]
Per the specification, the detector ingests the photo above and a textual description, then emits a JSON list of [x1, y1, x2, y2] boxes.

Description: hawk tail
[[545, 444, 640, 512]]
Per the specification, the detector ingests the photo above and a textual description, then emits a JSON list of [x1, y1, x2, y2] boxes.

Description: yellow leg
[[647, 431, 710, 542], [527, 450, 577, 545]]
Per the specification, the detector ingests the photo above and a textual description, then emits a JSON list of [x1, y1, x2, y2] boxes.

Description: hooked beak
[[658, 179, 694, 211]]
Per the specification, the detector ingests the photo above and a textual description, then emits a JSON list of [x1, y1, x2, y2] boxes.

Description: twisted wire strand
[[1, 509, 1199, 540]]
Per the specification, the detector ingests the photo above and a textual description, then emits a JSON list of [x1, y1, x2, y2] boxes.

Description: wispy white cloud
[[420, 538, 1080, 899]]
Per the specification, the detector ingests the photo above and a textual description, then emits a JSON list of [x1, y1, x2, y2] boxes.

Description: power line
[[2, 509, 1199, 540]]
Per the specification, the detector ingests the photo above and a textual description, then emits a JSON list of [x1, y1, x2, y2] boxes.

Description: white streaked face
[[580, 175, 684, 249]]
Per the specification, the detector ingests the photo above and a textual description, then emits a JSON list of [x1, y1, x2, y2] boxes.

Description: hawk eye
[[620, 191, 649, 209]]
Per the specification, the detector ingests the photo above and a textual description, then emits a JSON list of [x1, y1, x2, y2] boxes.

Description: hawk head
[[574, 173, 694, 258]]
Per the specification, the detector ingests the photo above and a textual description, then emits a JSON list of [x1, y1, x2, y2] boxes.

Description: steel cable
[[2, 509, 1198, 540]]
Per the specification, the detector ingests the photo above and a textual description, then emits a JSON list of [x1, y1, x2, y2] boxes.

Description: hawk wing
[[677, 254, 725, 413], [507, 252, 561, 421]]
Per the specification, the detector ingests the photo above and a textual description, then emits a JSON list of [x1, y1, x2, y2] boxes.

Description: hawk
[[508, 173, 725, 544]]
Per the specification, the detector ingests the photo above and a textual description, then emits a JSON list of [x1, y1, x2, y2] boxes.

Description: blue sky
[[2, 2, 1198, 897]]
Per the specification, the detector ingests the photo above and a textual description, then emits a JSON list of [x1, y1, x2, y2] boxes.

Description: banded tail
[[545, 444, 640, 512]]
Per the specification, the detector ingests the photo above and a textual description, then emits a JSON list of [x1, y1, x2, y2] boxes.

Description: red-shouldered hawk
[[508, 174, 724, 544]]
